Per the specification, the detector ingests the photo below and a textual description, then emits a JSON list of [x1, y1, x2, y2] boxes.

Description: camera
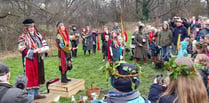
[[156, 74, 163, 85]]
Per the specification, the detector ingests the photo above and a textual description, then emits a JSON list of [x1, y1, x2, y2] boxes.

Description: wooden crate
[[49, 78, 85, 97], [34, 78, 85, 103]]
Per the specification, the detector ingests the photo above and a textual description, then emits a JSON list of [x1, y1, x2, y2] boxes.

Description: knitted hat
[[0, 62, 9, 82], [0, 62, 9, 75], [110, 63, 140, 92]]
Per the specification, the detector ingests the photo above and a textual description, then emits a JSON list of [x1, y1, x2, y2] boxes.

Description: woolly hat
[[0, 62, 9, 75], [110, 63, 140, 92]]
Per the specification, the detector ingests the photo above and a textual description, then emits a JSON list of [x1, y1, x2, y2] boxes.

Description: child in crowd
[[85, 26, 93, 56], [92, 29, 98, 54], [109, 31, 120, 62], [184, 37, 192, 57], [102, 35, 109, 62], [150, 38, 160, 64], [177, 41, 188, 57], [81, 28, 88, 56]]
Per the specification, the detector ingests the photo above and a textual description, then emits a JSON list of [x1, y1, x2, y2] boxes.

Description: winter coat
[[102, 41, 108, 56], [85, 32, 93, 50], [148, 83, 177, 103], [134, 31, 148, 59], [92, 32, 98, 45], [148, 84, 163, 103], [158, 94, 177, 103], [0, 83, 32, 103], [150, 42, 160, 56], [156, 29, 173, 47], [109, 39, 120, 62], [172, 25, 188, 45], [81, 33, 88, 50]]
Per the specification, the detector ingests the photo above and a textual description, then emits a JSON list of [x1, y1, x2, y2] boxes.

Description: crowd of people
[[130, 16, 209, 64], [0, 15, 209, 103]]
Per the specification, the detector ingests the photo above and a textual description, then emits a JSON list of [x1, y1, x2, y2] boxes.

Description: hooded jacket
[[157, 26, 173, 47], [172, 25, 188, 45]]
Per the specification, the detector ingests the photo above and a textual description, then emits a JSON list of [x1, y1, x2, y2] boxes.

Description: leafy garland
[[99, 61, 142, 90], [99, 61, 141, 80], [164, 57, 201, 81]]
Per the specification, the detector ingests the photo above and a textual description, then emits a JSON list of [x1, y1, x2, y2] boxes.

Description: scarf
[[23, 26, 42, 49], [56, 26, 70, 73]]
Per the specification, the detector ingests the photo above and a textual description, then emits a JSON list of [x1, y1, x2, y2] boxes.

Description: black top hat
[[22, 19, 35, 25]]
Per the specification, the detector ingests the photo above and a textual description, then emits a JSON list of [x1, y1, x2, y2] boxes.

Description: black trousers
[[71, 40, 78, 57], [93, 45, 96, 54]]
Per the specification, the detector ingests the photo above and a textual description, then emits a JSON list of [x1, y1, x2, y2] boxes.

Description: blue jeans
[[161, 46, 170, 61], [27, 88, 39, 100]]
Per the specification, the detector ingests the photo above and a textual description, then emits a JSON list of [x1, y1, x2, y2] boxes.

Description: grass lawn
[[1, 33, 166, 103]]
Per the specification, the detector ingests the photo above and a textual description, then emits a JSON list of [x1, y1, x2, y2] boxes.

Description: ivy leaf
[[181, 69, 188, 75], [128, 67, 132, 72], [172, 64, 177, 68], [122, 66, 129, 71], [132, 70, 136, 73], [114, 75, 119, 79], [131, 82, 135, 90], [174, 73, 178, 80], [133, 77, 138, 80]]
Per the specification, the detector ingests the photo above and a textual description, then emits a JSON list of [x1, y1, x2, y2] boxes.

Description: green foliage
[[164, 57, 201, 81]]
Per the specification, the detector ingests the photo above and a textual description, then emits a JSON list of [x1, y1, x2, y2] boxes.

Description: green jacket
[[157, 29, 172, 47]]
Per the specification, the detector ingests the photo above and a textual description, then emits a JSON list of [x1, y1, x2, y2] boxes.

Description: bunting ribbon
[[97, 31, 100, 51], [177, 34, 182, 52], [120, 10, 125, 44]]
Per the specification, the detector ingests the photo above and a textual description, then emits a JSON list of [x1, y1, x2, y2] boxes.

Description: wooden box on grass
[[48, 78, 85, 97], [35, 78, 85, 103]]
